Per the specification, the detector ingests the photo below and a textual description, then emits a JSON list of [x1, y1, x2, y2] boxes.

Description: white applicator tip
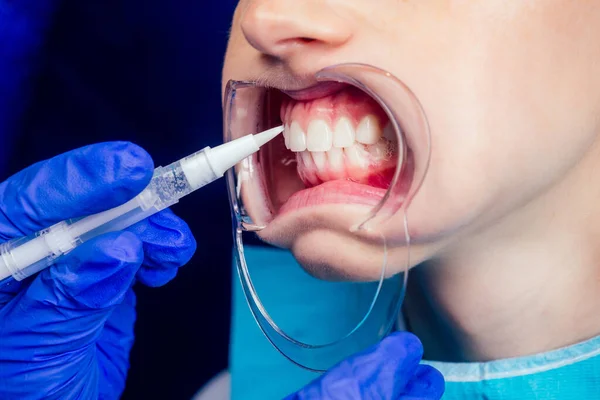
[[253, 125, 284, 147], [203, 125, 285, 177]]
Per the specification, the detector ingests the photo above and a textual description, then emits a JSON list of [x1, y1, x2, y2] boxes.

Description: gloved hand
[[0, 142, 197, 399], [287, 332, 444, 400]]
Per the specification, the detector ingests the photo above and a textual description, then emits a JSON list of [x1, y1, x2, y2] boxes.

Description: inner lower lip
[[278, 180, 388, 215], [261, 84, 398, 214]]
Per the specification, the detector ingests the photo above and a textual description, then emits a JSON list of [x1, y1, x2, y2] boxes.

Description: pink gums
[[280, 86, 389, 132]]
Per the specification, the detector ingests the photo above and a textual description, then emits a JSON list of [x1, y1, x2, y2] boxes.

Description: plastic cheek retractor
[[224, 64, 430, 371]]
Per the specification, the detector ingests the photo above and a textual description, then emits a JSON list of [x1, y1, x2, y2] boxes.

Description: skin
[[222, 1, 600, 362]]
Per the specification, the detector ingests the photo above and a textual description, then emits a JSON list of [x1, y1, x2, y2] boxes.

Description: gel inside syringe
[[0, 126, 283, 284]]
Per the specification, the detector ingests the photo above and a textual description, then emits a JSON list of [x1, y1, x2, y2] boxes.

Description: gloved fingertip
[[111, 141, 154, 183], [136, 267, 178, 287], [149, 210, 197, 258], [400, 364, 445, 400], [133, 210, 197, 269], [42, 231, 144, 309], [84, 141, 154, 205], [102, 231, 145, 263], [382, 331, 424, 362]]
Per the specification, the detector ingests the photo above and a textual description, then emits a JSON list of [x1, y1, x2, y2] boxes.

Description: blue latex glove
[[0, 142, 197, 399], [288, 332, 444, 400]]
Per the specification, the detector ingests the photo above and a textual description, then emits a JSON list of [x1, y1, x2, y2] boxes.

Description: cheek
[[377, 4, 600, 243], [406, 78, 599, 243]]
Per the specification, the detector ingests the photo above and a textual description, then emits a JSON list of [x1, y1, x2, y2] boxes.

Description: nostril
[[277, 37, 317, 50]]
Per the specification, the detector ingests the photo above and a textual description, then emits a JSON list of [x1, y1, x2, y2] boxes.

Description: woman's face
[[222, 0, 600, 280]]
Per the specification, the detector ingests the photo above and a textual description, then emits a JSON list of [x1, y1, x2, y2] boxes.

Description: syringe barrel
[[0, 221, 84, 282], [0, 151, 216, 284]]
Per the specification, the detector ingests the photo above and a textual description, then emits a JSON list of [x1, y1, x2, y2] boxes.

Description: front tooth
[[311, 151, 327, 170], [306, 120, 333, 151], [333, 117, 355, 148], [283, 123, 291, 149], [300, 151, 314, 169], [300, 151, 320, 185], [327, 147, 344, 170], [327, 147, 345, 179], [344, 144, 368, 169], [289, 121, 307, 151], [356, 115, 382, 145]]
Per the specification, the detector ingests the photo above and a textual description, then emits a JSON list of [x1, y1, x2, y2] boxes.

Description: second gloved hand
[[287, 332, 445, 400], [0, 142, 197, 400]]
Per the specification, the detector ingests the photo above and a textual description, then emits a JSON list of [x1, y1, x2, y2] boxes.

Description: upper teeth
[[289, 121, 307, 151], [333, 118, 355, 148], [307, 120, 333, 151], [283, 115, 388, 152], [356, 115, 381, 145]]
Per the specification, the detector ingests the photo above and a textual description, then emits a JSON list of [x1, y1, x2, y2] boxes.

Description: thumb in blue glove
[[0, 142, 197, 400], [287, 332, 444, 400]]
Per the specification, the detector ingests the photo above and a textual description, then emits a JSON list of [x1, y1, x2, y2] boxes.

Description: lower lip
[[278, 179, 389, 215]]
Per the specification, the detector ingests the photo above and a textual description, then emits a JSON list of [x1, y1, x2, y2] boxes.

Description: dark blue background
[[8, 1, 238, 398]]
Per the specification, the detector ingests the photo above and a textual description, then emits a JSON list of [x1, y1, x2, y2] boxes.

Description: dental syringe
[[0, 126, 283, 285]]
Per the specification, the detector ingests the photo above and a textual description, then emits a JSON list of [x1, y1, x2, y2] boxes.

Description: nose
[[241, 1, 352, 61]]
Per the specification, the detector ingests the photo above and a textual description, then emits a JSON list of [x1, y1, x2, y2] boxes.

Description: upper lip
[[253, 69, 348, 101], [282, 82, 348, 101]]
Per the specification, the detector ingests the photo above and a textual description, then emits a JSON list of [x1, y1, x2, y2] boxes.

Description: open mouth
[[259, 83, 401, 216]]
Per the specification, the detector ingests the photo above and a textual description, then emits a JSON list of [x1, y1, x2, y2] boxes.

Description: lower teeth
[[296, 138, 396, 186]]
